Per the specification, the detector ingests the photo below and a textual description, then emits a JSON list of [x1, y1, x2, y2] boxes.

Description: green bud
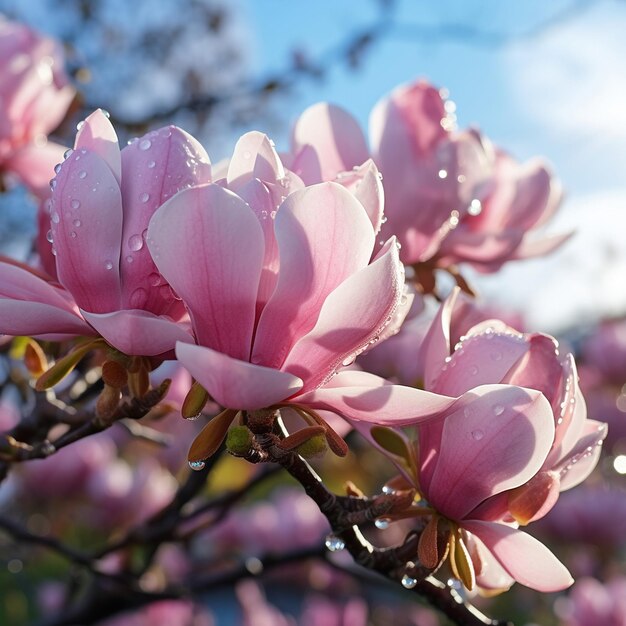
[[226, 425, 253, 456], [296, 434, 328, 459]]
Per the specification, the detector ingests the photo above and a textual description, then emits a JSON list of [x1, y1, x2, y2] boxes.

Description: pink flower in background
[[0, 17, 74, 198], [419, 288, 607, 525], [0, 110, 211, 355], [371, 80, 568, 270], [555, 577, 626, 626]]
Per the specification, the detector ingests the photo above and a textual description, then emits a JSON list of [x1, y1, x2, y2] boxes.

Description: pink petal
[[436, 230, 524, 270], [423, 385, 554, 519], [7, 141, 66, 199], [335, 159, 385, 233], [556, 420, 607, 491], [500, 333, 563, 407], [431, 328, 531, 397], [147, 184, 264, 361], [0, 299, 91, 337], [419, 287, 459, 390], [82, 309, 194, 357], [176, 342, 303, 411], [512, 231, 573, 260], [227, 131, 284, 187], [50, 149, 123, 313], [463, 520, 573, 592], [291, 103, 369, 183], [119, 125, 211, 317], [252, 183, 375, 369], [370, 81, 447, 160], [297, 370, 457, 425], [75, 109, 122, 186], [281, 236, 403, 392]]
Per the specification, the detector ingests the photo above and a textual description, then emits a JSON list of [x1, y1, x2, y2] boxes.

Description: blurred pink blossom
[[0, 17, 74, 198]]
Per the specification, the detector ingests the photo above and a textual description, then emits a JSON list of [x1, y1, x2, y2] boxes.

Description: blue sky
[[241, 0, 626, 331]]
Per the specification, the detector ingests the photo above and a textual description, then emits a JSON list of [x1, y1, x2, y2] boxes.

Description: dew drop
[[128, 234, 144, 251], [71, 199, 80, 209], [140, 192, 150, 203], [126, 255, 134, 263], [493, 404, 505, 416], [76, 120, 85, 131], [189, 460, 205, 471], [469, 364, 479, 375], [54, 163, 62, 174], [374, 518, 390, 530], [78, 170, 87, 179], [260, 210, 268, 219], [342, 354, 356, 367], [382, 485, 396, 495], [183, 413, 201, 422], [51, 211, 60, 224], [438, 169, 448, 179], [491, 351, 502, 362], [49, 179, 57, 191], [70, 231, 77, 238], [46, 230, 53, 243], [324, 534, 345, 552], [148, 272, 162, 286], [129, 287, 148, 308], [101, 109, 110, 119], [73, 219, 81, 228], [104, 260, 114, 270], [471, 429, 484, 441], [139, 139, 152, 151], [147, 160, 156, 169], [401, 574, 418, 589]]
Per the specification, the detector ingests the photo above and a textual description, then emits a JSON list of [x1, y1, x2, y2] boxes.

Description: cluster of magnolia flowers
[[0, 15, 609, 602]]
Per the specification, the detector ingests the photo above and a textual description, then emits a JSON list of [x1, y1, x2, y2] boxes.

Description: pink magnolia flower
[[145, 134, 504, 461], [378, 381, 573, 593], [0, 110, 211, 355], [370, 80, 568, 270], [0, 17, 75, 198], [419, 288, 607, 525]]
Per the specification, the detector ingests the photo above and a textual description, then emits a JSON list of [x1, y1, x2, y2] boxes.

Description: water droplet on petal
[[76, 120, 85, 131], [148, 272, 162, 286], [51, 211, 60, 224], [129, 287, 148, 308], [468, 199, 482, 216], [139, 139, 152, 151], [438, 169, 448, 179], [147, 160, 156, 169], [374, 518, 390, 530], [324, 534, 345, 552], [469, 364, 479, 375], [104, 260, 114, 270], [493, 404, 505, 416], [101, 109, 110, 118], [140, 192, 150, 203], [73, 219, 81, 228], [189, 460, 205, 471], [78, 170, 87, 179], [54, 163, 62, 174], [63, 148, 73, 160], [71, 199, 80, 209], [471, 429, 484, 441], [70, 231, 77, 238], [46, 230, 53, 243], [128, 234, 143, 251], [491, 351, 502, 362]]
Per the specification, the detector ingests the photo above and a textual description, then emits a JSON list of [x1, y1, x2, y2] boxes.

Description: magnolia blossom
[[371, 80, 569, 270], [145, 133, 527, 463], [0, 17, 74, 197], [419, 288, 607, 525], [0, 110, 211, 355], [556, 577, 626, 626]]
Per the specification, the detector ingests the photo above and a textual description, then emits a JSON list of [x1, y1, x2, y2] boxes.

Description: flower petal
[[119, 125, 211, 316], [0, 299, 91, 337], [291, 103, 369, 183], [82, 309, 193, 356], [252, 182, 375, 369], [424, 385, 554, 519], [463, 520, 573, 592], [7, 140, 66, 199], [281, 236, 403, 391], [298, 370, 456, 425], [147, 184, 264, 361], [227, 131, 284, 187], [75, 109, 122, 186], [50, 149, 123, 312], [176, 342, 303, 411]]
